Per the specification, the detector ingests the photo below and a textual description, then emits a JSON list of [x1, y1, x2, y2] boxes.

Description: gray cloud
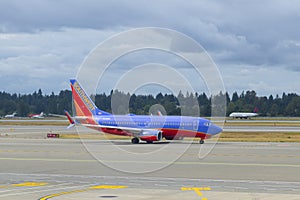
[[0, 28, 115, 93], [0, 0, 299, 95]]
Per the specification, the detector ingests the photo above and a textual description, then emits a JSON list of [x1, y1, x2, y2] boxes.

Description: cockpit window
[[204, 122, 211, 126]]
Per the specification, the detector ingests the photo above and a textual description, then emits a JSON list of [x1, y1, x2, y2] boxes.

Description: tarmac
[[0, 125, 299, 199]]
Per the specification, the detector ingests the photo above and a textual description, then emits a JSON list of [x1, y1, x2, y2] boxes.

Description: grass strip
[[59, 132, 300, 142]]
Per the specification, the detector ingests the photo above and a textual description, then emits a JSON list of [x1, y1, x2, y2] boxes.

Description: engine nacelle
[[139, 130, 162, 142]]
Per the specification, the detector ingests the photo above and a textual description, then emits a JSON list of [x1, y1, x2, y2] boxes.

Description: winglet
[[157, 110, 163, 116], [64, 110, 75, 129]]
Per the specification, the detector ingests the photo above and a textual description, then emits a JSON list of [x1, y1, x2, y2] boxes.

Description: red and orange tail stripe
[[70, 82, 98, 125]]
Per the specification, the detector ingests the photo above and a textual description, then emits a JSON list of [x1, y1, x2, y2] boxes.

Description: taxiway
[[0, 125, 299, 200]]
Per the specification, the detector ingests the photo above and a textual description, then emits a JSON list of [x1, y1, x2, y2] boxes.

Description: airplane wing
[[74, 115, 161, 132], [82, 123, 142, 134], [79, 122, 162, 141]]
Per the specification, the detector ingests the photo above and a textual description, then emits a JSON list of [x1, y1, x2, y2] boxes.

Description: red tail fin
[[70, 79, 111, 125]]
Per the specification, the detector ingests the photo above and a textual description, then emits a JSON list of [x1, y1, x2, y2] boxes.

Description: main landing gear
[[199, 139, 205, 144], [131, 137, 139, 144]]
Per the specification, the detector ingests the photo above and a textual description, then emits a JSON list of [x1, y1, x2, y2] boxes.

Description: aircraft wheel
[[131, 137, 139, 144], [199, 139, 204, 144]]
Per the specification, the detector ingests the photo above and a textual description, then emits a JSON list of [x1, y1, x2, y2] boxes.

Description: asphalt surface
[[0, 125, 299, 199]]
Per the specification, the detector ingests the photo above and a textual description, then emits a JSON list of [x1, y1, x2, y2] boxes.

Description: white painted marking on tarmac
[[155, 184, 168, 187], [0, 172, 298, 185], [0, 157, 299, 168]]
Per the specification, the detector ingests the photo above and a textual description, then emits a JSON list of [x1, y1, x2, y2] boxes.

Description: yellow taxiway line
[[38, 185, 127, 200]]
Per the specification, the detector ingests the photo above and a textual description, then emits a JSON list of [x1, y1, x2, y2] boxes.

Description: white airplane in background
[[4, 112, 17, 118], [28, 112, 44, 119], [229, 112, 258, 119]]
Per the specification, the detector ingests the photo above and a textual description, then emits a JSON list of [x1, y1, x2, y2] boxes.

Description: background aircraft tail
[[70, 79, 111, 119]]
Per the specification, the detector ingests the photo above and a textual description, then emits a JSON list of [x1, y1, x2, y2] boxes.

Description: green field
[[58, 132, 300, 142], [0, 118, 68, 126], [223, 122, 300, 127], [217, 132, 300, 142]]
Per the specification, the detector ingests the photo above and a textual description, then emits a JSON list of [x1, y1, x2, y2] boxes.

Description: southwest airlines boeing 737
[[66, 79, 222, 144]]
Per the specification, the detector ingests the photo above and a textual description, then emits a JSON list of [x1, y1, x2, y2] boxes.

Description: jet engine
[[139, 130, 162, 142]]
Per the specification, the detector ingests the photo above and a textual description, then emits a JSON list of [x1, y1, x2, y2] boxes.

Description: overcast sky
[[0, 0, 299, 96]]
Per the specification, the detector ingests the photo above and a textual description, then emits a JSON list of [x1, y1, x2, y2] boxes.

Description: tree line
[[0, 89, 299, 117]]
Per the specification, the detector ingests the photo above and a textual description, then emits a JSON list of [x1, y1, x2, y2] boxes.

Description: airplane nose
[[207, 123, 222, 135]]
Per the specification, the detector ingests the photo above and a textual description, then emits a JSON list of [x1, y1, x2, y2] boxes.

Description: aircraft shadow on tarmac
[[78, 140, 171, 145], [110, 141, 171, 145], [80, 139, 217, 145]]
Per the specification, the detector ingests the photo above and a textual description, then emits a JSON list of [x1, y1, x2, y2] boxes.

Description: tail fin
[[70, 79, 111, 118], [253, 107, 259, 113]]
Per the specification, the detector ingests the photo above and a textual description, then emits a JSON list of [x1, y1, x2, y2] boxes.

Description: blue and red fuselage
[[92, 115, 221, 139], [69, 79, 222, 143]]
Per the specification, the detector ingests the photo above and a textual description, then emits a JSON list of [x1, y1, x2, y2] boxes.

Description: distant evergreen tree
[[0, 89, 299, 117]]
